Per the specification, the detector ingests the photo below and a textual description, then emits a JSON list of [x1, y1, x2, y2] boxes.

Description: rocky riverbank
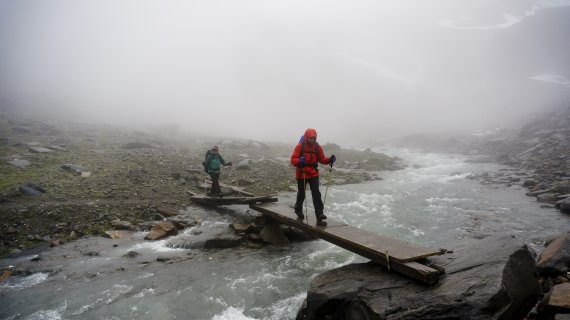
[[300, 106, 570, 319], [0, 110, 404, 257], [394, 105, 570, 215], [2, 106, 569, 319]]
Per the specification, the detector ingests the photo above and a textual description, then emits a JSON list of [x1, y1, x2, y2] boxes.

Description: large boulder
[[537, 233, 570, 277], [297, 235, 539, 320]]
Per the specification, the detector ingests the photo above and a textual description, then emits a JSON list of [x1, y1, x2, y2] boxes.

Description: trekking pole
[[204, 174, 208, 196], [323, 162, 334, 206], [233, 166, 241, 196], [234, 165, 239, 188], [303, 171, 308, 223]]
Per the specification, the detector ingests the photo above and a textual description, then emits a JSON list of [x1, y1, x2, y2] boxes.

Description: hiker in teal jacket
[[204, 146, 232, 196]]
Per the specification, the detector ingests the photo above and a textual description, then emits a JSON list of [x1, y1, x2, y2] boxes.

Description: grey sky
[[1, 0, 569, 145]]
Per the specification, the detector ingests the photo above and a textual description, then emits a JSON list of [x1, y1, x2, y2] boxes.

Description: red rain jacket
[[290, 128, 331, 179]]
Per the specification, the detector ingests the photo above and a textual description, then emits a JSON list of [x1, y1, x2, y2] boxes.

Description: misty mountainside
[[394, 105, 570, 164], [514, 105, 570, 186], [394, 105, 570, 211], [0, 108, 403, 257]]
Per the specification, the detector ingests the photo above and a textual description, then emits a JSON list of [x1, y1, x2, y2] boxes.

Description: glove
[[227, 161, 232, 166], [298, 156, 306, 167], [329, 154, 336, 165]]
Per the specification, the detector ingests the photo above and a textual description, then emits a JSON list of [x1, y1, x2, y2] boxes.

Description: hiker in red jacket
[[291, 128, 336, 225]]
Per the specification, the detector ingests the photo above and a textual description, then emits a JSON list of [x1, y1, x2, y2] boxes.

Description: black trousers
[[294, 176, 324, 214], [209, 172, 221, 195]]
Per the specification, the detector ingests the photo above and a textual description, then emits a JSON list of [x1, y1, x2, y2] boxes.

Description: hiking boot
[[294, 210, 304, 220], [316, 212, 327, 221], [316, 212, 327, 226]]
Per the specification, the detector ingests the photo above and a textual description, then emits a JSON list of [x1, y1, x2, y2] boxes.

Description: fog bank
[[1, 0, 569, 145]]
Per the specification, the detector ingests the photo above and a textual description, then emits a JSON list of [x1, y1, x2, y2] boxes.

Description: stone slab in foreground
[[297, 235, 539, 320]]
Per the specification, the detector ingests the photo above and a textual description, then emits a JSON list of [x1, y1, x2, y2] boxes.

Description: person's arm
[[291, 144, 304, 167], [317, 144, 331, 165], [219, 155, 233, 166]]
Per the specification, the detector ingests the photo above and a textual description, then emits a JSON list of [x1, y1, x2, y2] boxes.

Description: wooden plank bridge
[[188, 188, 444, 284], [250, 202, 444, 284], [188, 191, 278, 206]]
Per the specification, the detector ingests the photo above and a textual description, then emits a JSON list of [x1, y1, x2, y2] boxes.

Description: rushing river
[[1, 149, 567, 320]]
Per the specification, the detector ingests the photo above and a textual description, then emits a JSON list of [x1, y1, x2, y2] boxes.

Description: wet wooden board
[[325, 226, 440, 261], [189, 192, 277, 206], [198, 182, 254, 197], [250, 202, 442, 284]]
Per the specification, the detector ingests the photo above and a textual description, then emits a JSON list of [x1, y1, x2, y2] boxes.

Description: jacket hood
[[304, 128, 317, 142]]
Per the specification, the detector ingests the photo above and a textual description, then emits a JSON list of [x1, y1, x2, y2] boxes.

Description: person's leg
[[211, 173, 221, 196], [308, 177, 326, 220], [293, 179, 305, 218]]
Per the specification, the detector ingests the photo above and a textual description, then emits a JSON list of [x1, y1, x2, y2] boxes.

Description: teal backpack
[[202, 149, 214, 173]]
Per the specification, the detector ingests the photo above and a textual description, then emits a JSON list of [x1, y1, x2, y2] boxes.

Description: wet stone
[[156, 256, 171, 262], [145, 221, 177, 240], [81, 251, 100, 257], [123, 251, 139, 258], [557, 197, 570, 213]]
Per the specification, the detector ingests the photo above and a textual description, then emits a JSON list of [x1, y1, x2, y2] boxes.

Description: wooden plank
[[189, 192, 277, 206], [251, 202, 440, 262], [198, 182, 255, 197], [325, 226, 440, 261], [250, 202, 442, 285]]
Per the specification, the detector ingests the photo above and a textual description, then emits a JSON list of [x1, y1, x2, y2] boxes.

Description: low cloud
[[440, 0, 570, 30], [530, 73, 570, 87], [0, 0, 569, 145]]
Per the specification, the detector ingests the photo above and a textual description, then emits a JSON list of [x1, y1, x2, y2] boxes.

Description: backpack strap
[[315, 142, 319, 161], [204, 150, 215, 165]]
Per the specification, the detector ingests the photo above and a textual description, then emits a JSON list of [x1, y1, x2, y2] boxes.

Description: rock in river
[[298, 235, 539, 320]]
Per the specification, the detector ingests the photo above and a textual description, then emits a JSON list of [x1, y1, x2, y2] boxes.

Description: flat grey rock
[[7, 159, 30, 168], [61, 164, 90, 174], [28, 147, 54, 153]]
